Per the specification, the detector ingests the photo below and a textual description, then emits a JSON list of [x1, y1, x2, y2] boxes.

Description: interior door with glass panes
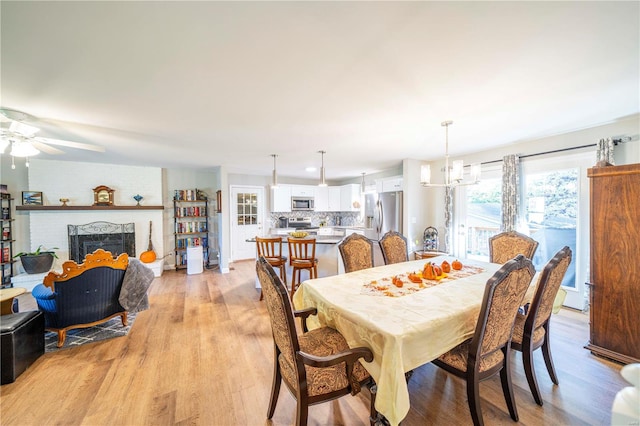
[[230, 186, 265, 261]]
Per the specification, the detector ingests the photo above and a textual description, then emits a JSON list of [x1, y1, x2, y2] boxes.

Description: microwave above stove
[[291, 197, 314, 211]]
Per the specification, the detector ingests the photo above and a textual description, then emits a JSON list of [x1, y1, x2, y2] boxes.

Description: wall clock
[[93, 185, 115, 206]]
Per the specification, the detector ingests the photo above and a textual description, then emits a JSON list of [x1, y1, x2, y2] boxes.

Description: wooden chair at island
[[287, 237, 317, 301], [256, 236, 287, 301]]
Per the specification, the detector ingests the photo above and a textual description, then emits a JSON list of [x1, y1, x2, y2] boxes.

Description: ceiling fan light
[[11, 141, 40, 157], [9, 121, 40, 137]]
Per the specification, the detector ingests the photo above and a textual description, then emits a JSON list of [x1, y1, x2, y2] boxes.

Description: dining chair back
[[287, 237, 317, 300], [256, 256, 377, 426], [338, 233, 374, 273], [489, 231, 539, 264], [379, 230, 409, 264], [432, 254, 535, 426], [256, 236, 287, 301], [511, 246, 572, 405]]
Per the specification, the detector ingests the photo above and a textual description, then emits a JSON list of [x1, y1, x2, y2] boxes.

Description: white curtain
[[596, 137, 615, 165], [501, 154, 520, 232]]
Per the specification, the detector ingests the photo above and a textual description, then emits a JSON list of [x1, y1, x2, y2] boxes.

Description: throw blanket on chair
[[119, 259, 154, 313]]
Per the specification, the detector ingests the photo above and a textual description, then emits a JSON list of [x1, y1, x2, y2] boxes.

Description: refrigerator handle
[[376, 200, 383, 234]]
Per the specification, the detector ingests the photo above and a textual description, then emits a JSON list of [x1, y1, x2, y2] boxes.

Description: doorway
[[230, 185, 265, 261]]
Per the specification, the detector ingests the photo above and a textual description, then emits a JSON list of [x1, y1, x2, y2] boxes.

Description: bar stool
[[256, 236, 287, 301], [287, 237, 318, 300]]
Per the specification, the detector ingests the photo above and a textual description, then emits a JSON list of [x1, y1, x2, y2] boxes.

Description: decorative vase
[[133, 194, 143, 206], [19, 253, 55, 274]]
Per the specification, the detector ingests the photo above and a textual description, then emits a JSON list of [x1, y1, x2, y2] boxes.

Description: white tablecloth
[[293, 257, 514, 426]]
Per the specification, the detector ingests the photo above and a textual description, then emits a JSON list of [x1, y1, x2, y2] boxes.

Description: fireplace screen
[[68, 221, 136, 262]]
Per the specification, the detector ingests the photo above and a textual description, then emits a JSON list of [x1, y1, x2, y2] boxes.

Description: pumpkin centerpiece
[[441, 260, 451, 273], [452, 259, 463, 270]]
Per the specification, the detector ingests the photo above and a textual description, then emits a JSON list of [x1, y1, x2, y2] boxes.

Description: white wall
[[24, 159, 164, 269]]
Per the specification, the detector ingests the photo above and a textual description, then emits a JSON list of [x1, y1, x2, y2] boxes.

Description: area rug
[[44, 313, 137, 353]]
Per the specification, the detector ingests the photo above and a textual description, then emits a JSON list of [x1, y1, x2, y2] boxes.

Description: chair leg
[[267, 346, 282, 419], [367, 379, 379, 426], [522, 342, 543, 405], [466, 370, 484, 426], [295, 400, 308, 426], [542, 322, 559, 385], [500, 353, 519, 421], [56, 330, 66, 348]]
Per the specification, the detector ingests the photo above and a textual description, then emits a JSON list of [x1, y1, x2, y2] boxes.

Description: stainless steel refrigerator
[[364, 191, 403, 240]]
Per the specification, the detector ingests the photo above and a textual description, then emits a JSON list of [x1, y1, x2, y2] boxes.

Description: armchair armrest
[[297, 346, 374, 368], [294, 307, 317, 332]]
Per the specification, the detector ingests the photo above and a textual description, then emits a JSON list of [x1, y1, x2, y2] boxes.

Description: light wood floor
[[0, 260, 627, 425]]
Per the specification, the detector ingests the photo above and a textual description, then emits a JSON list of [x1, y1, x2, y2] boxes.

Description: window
[[236, 192, 258, 225]]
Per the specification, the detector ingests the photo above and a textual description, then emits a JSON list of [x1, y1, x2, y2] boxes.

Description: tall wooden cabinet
[[586, 163, 640, 364]]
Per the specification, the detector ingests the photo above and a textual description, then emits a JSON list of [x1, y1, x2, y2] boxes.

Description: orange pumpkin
[[441, 260, 451, 273], [452, 259, 463, 270], [422, 262, 437, 280], [433, 264, 443, 276]]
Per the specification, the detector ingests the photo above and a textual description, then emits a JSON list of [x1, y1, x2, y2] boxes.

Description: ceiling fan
[[0, 107, 105, 168]]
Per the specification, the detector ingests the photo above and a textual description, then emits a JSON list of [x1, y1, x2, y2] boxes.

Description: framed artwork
[[22, 191, 43, 205], [216, 190, 222, 213]]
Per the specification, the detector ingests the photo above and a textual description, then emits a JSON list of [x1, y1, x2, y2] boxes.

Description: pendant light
[[271, 154, 279, 188], [420, 120, 481, 188], [361, 172, 366, 193], [318, 150, 327, 187]]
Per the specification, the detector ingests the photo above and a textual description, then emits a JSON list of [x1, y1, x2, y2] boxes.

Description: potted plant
[[13, 245, 59, 274]]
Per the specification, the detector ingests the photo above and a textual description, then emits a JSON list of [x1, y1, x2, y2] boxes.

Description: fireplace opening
[[68, 221, 136, 263]]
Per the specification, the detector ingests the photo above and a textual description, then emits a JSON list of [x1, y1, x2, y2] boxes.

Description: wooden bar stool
[[256, 236, 287, 301], [287, 237, 317, 301]]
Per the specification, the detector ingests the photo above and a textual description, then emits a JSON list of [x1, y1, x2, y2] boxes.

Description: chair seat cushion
[[280, 326, 370, 397], [291, 259, 316, 269], [265, 256, 287, 266], [511, 313, 545, 346], [437, 340, 504, 373]]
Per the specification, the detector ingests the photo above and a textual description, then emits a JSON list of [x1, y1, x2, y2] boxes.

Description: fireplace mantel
[[16, 205, 164, 211]]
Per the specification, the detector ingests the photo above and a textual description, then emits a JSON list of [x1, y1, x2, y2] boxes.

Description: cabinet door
[[315, 186, 329, 211], [290, 185, 316, 197], [382, 177, 403, 192], [340, 184, 362, 212], [270, 186, 291, 212], [328, 187, 341, 211]]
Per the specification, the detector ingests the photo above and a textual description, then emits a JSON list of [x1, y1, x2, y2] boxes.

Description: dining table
[[292, 256, 536, 426]]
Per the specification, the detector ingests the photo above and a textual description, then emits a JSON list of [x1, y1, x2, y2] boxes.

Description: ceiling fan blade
[[34, 137, 106, 152], [31, 140, 65, 155]]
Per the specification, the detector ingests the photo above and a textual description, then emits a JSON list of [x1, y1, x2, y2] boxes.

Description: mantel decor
[[16, 205, 163, 211], [93, 185, 114, 206]]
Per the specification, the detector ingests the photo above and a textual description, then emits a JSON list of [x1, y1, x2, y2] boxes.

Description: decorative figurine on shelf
[[133, 194, 143, 206], [59, 198, 69, 206]]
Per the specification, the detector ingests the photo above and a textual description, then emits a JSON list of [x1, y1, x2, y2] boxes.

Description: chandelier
[[420, 120, 481, 187]]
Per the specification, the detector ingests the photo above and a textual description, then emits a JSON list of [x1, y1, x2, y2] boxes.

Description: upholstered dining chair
[[431, 254, 536, 426], [510, 246, 572, 406], [256, 236, 287, 301], [256, 256, 377, 426], [489, 231, 539, 264], [338, 233, 374, 273], [379, 230, 409, 265], [287, 237, 317, 300]]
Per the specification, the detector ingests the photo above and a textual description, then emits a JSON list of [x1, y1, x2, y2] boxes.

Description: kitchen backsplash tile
[[269, 211, 360, 228]]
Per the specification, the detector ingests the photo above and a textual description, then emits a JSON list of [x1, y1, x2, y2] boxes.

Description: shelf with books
[[1, 193, 15, 287], [173, 190, 209, 271]]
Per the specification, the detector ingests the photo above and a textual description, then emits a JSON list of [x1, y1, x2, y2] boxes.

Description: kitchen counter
[[247, 235, 343, 244]]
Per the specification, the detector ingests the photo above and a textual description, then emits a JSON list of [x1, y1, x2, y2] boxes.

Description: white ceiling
[[1, 1, 638, 181]]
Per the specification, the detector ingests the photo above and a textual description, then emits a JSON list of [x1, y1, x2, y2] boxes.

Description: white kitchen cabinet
[[340, 184, 362, 212], [315, 186, 329, 211], [270, 185, 291, 212], [376, 176, 403, 193], [328, 187, 341, 211], [290, 185, 316, 197]]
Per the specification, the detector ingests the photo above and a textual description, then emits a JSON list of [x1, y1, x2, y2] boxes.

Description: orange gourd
[[422, 262, 437, 280], [433, 264, 443, 276], [441, 260, 451, 273], [452, 259, 463, 270]]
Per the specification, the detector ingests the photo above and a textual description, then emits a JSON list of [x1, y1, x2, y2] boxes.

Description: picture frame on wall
[[216, 190, 222, 213], [22, 191, 43, 205]]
